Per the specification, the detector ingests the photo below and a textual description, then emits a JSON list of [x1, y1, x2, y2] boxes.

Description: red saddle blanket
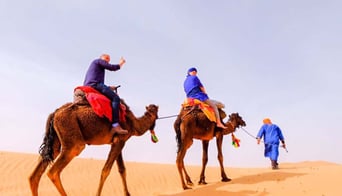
[[74, 86, 126, 122]]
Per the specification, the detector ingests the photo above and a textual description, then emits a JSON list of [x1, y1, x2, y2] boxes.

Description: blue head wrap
[[187, 67, 197, 73]]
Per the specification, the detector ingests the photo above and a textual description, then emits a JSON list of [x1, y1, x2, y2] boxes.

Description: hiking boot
[[111, 125, 128, 134]]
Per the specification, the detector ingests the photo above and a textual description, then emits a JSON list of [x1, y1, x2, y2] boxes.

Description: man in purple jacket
[[84, 54, 128, 134]]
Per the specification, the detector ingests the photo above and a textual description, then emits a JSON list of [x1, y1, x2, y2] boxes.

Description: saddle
[[181, 98, 226, 122], [73, 86, 126, 122]]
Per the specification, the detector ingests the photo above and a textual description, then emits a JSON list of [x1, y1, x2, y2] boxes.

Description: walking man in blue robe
[[257, 118, 286, 169]]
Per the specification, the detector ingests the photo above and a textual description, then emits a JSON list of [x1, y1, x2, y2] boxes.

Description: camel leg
[[47, 144, 85, 196], [116, 152, 130, 196], [176, 149, 190, 190], [198, 140, 209, 185], [183, 164, 193, 186], [29, 158, 49, 196], [176, 137, 193, 190], [181, 142, 194, 185], [29, 136, 61, 196], [216, 134, 231, 182], [96, 141, 125, 196]]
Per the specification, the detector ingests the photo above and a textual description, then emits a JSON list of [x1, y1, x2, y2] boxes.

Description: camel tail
[[38, 112, 57, 163], [174, 116, 182, 153]]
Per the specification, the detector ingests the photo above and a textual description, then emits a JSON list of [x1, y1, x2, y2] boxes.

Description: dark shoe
[[111, 125, 128, 134], [271, 160, 279, 169]]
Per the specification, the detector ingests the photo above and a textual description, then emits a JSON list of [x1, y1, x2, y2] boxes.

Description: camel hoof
[[222, 177, 231, 182], [183, 186, 192, 190], [186, 180, 194, 186], [198, 181, 207, 185]]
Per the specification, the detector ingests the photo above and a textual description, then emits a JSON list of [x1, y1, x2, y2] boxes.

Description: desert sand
[[0, 151, 341, 196]]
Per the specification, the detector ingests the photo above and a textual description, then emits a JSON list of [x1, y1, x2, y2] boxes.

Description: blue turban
[[188, 67, 197, 73]]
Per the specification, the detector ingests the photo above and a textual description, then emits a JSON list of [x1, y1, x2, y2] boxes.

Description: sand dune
[[0, 151, 341, 196]]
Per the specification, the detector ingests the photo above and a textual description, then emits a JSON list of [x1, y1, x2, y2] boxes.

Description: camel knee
[[28, 174, 37, 186], [29, 162, 47, 195], [217, 156, 224, 163], [47, 169, 58, 182], [176, 157, 183, 166], [29, 176, 38, 195], [202, 156, 208, 164], [118, 166, 126, 174]]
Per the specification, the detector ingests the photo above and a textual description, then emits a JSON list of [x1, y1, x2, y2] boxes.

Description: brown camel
[[174, 105, 246, 190], [29, 97, 159, 196]]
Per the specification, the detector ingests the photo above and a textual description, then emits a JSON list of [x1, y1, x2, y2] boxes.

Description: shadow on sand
[[159, 171, 306, 196]]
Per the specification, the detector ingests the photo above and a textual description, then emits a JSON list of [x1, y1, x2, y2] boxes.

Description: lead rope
[[150, 114, 177, 143], [157, 114, 178, 119]]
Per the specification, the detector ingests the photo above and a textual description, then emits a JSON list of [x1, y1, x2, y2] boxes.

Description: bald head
[[100, 54, 110, 62]]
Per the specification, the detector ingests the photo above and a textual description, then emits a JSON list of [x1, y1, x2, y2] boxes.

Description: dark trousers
[[90, 83, 120, 123]]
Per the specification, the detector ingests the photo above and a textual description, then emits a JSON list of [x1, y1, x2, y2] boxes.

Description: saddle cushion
[[182, 98, 216, 122], [74, 86, 112, 121]]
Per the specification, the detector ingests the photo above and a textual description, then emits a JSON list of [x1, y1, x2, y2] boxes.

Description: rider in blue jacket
[[183, 67, 227, 129]]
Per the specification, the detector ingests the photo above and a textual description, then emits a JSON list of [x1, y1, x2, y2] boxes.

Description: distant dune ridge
[[1, 151, 341, 196]]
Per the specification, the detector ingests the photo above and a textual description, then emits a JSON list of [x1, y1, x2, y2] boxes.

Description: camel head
[[145, 104, 159, 130], [145, 104, 159, 118], [228, 113, 246, 129]]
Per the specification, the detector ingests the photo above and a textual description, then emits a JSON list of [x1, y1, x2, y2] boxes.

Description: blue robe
[[257, 124, 285, 161], [183, 75, 209, 101]]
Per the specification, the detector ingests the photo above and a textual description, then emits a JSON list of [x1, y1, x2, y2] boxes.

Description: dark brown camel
[[174, 106, 246, 190], [29, 97, 159, 196]]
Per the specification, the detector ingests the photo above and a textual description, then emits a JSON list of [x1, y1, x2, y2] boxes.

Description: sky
[[0, 0, 341, 168]]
